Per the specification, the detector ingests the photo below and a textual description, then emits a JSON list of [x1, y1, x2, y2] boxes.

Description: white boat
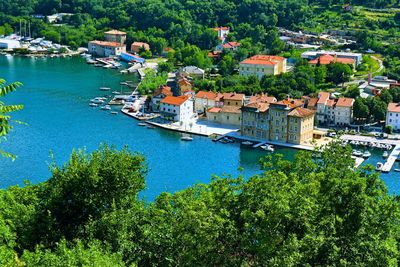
[[89, 103, 98, 107], [100, 105, 111, 110], [138, 123, 147, 126], [146, 125, 156, 129], [241, 141, 253, 146], [362, 151, 371, 158], [181, 136, 194, 141], [90, 98, 105, 104], [376, 162, 383, 171], [99, 87, 111, 91], [261, 145, 274, 152], [383, 151, 389, 158], [112, 91, 121, 94], [394, 169, 400, 172], [352, 150, 363, 157], [110, 111, 118, 115], [120, 82, 129, 86]]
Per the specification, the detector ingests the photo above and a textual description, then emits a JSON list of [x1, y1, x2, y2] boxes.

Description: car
[[327, 132, 336, 137]]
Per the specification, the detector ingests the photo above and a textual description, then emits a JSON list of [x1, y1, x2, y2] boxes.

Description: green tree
[[327, 63, 353, 85], [353, 97, 370, 121]]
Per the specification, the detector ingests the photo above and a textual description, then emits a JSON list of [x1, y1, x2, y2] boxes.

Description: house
[[131, 42, 150, 53], [216, 41, 241, 52], [104, 30, 126, 45], [179, 66, 205, 79], [88, 30, 127, 57], [239, 55, 287, 79], [194, 91, 218, 114], [213, 26, 230, 42], [241, 94, 277, 139], [269, 99, 314, 145], [315, 92, 354, 126], [151, 85, 173, 111], [88, 41, 126, 57], [178, 78, 193, 95], [386, 103, 400, 131], [206, 106, 242, 126], [301, 50, 362, 66], [160, 95, 194, 123], [308, 54, 356, 69], [221, 92, 245, 107]]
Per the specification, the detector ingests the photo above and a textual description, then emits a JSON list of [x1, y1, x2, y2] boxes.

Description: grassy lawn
[[146, 57, 167, 63], [355, 55, 381, 76]]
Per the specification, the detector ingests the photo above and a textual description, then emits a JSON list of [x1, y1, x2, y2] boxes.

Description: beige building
[[194, 91, 217, 114], [239, 55, 287, 79], [131, 42, 150, 53], [104, 30, 127, 45], [268, 99, 314, 145], [206, 106, 242, 126], [89, 30, 127, 57]]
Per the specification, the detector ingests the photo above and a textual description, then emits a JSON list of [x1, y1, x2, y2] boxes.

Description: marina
[[0, 56, 399, 201]]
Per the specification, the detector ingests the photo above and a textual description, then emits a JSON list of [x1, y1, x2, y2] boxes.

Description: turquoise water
[[0, 56, 398, 200]]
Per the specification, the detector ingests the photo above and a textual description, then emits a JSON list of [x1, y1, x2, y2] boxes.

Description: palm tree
[[0, 79, 23, 159]]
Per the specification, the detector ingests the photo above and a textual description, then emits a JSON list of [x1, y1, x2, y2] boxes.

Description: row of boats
[[218, 138, 275, 152], [346, 140, 393, 151]]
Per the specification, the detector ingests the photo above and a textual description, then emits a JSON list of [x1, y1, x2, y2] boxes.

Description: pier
[[382, 145, 400, 173]]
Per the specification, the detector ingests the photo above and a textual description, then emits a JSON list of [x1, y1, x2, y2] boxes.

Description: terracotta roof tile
[[336, 97, 354, 107], [240, 55, 286, 66], [222, 92, 245, 101], [272, 98, 304, 109], [160, 95, 189, 106], [89, 40, 124, 47], [195, 91, 217, 100], [317, 92, 330, 104], [288, 107, 315, 118], [309, 54, 355, 65], [153, 85, 172, 97], [388, 103, 400, 113], [207, 107, 221, 113], [104, 30, 126, 35]]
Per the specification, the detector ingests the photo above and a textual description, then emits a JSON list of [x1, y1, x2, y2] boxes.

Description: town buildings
[[160, 95, 194, 123], [239, 55, 287, 78], [386, 103, 400, 131], [301, 50, 362, 66], [213, 26, 230, 42], [88, 30, 127, 57], [179, 66, 205, 79], [314, 92, 354, 126], [308, 54, 356, 69], [205, 93, 245, 126]]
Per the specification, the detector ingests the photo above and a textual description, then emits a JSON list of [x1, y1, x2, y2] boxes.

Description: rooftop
[[223, 42, 241, 49], [272, 98, 304, 109], [317, 92, 331, 104], [309, 54, 355, 65], [89, 40, 124, 47], [288, 107, 315, 118], [153, 85, 172, 97], [336, 97, 354, 107], [161, 95, 189, 106], [240, 55, 286, 66], [104, 30, 126, 35], [195, 91, 217, 100], [388, 103, 400, 113]]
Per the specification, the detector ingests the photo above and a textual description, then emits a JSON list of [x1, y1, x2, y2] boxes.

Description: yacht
[[99, 87, 111, 91], [362, 151, 371, 158], [352, 150, 363, 157], [181, 136, 194, 141], [110, 111, 118, 115], [241, 141, 253, 146], [138, 122, 147, 126], [261, 145, 274, 152], [146, 125, 156, 129], [89, 103, 98, 107], [375, 162, 383, 171], [90, 98, 105, 104], [100, 105, 111, 110], [383, 151, 389, 158]]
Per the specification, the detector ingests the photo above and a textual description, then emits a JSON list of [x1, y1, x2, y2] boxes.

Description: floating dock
[[381, 145, 400, 173]]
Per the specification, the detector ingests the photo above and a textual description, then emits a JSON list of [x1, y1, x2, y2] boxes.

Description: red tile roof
[[317, 92, 331, 104], [207, 107, 222, 113], [223, 42, 241, 49], [244, 102, 270, 113], [221, 106, 241, 114], [89, 40, 124, 47], [213, 26, 229, 31], [288, 107, 315, 118], [272, 98, 304, 109], [222, 92, 245, 101], [388, 103, 400, 113], [153, 85, 172, 97], [240, 55, 286, 66], [104, 30, 126, 35], [195, 91, 217, 100], [309, 54, 355, 65], [161, 95, 189, 106], [336, 97, 354, 107], [307, 97, 318, 109], [249, 94, 277, 104]]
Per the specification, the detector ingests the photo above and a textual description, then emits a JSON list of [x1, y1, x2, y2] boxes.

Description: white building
[[316, 92, 354, 126], [160, 95, 194, 123], [239, 55, 287, 79], [88, 41, 126, 57], [194, 91, 217, 114], [213, 27, 230, 41], [386, 103, 400, 131], [0, 39, 21, 49]]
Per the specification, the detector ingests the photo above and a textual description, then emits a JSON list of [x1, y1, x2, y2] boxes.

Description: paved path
[[382, 145, 400, 173], [340, 134, 400, 146]]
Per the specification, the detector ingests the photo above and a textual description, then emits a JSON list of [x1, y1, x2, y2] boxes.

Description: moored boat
[[89, 103, 98, 107], [241, 141, 253, 146], [383, 151, 389, 158], [261, 145, 274, 152], [110, 111, 118, 115], [352, 150, 363, 157], [138, 122, 147, 126], [181, 136, 194, 141], [375, 162, 383, 171], [99, 87, 111, 91], [100, 105, 111, 110], [362, 151, 371, 158]]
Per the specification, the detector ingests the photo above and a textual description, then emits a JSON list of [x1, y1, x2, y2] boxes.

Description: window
[[227, 116, 229, 120], [214, 116, 216, 120]]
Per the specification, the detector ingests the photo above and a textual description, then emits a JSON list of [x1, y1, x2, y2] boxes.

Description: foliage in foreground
[[0, 143, 399, 266]]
